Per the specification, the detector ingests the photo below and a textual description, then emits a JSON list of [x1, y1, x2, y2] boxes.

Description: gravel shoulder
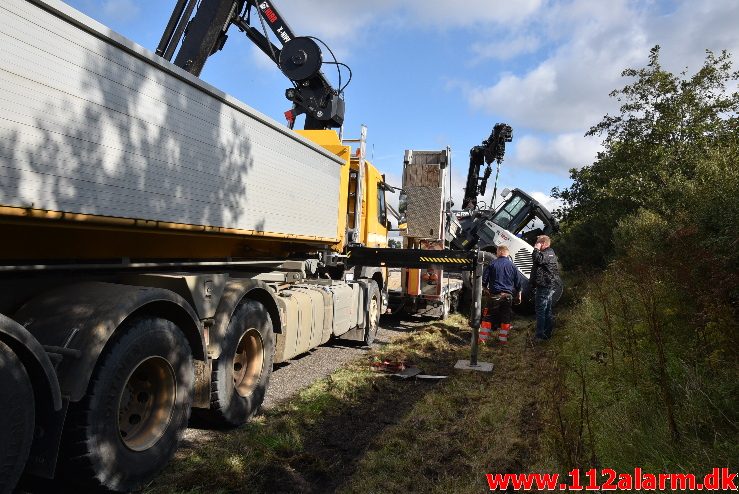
[[181, 313, 439, 445], [262, 312, 443, 408], [264, 312, 444, 409]]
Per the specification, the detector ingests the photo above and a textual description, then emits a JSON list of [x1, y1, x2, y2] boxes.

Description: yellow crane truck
[[0, 0, 395, 491]]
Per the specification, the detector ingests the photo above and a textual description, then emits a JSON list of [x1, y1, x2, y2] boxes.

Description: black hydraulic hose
[[156, 0, 188, 57], [307, 36, 350, 94], [323, 62, 353, 93], [163, 0, 199, 61]]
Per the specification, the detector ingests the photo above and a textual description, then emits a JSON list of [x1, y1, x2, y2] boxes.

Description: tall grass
[[551, 264, 738, 474]]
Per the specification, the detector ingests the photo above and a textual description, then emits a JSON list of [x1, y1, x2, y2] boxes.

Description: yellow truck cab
[[295, 128, 389, 249], [297, 127, 390, 304]]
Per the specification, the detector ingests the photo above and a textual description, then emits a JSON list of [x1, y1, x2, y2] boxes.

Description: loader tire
[[458, 271, 473, 315], [364, 281, 381, 346], [196, 300, 274, 428], [59, 317, 193, 493], [450, 291, 460, 313], [0, 340, 35, 494]]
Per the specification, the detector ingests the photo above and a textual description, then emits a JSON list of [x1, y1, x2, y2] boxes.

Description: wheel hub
[[233, 329, 264, 398], [118, 356, 176, 452]]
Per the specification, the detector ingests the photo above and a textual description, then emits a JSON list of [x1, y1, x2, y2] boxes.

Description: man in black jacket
[[531, 235, 561, 340]]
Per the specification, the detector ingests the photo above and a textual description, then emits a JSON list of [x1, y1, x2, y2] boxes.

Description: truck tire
[[59, 317, 193, 492], [196, 300, 274, 428], [518, 280, 535, 314], [518, 282, 562, 314], [0, 340, 35, 494], [364, 281, 381, 346], [553, 282, 564, 305]]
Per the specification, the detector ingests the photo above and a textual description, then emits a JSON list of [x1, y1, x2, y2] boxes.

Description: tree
[[551, 46, 739, 471], [553, 46, 739, 269]]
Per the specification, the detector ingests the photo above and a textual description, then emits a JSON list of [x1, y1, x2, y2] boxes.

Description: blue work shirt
[[483, 256, 522, 294]]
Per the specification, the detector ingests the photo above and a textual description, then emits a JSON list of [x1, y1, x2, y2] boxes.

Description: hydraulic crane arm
[[462, 123, 513, 210], [157, 0, 346, 130]]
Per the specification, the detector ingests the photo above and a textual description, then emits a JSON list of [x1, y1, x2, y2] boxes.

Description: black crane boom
[[461, 123, 513, 210], [157, 0, 346, 130]]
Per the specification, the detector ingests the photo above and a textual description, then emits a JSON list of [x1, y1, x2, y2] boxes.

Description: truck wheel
[[59, 317, 193, 492], [364, 281, 381, 346], [553, 282, 564, 306], [517, 280, 536, 314], [197, 300, 275, 428], [0, 340, 35, 494]]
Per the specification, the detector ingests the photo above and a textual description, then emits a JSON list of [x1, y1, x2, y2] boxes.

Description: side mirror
[[501, 188, 511, 198]]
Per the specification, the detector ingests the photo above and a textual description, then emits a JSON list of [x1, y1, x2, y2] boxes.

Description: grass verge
[[145, 313, 561, 493]]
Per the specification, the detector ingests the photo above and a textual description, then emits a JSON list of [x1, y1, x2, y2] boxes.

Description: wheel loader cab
[[490, 189, 558, 246]]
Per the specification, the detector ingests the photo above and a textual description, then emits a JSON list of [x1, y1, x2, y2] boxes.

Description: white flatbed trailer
[[0, 2, 385, 492]]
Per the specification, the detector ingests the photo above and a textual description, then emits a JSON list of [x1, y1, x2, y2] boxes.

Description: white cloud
[[650, 0, 739, 71], [458, 0, 739, 173], [274, 1, 381, 43], [529, 191, 563, 213], [465, 0, 648, 133], [383, 170, 403, 213], [471, 35, 541, 62], [400, 0, 543, 28], [271, 0, 544, 51], [448, 169, 469, 211], [509, 133, 602, 175]]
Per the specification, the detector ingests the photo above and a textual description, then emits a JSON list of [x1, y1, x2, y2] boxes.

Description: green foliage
[[553, 46, 739, 269], [554, 268, 738, 472], [549, 46, 739, 474], [387, 238, 402, 249]]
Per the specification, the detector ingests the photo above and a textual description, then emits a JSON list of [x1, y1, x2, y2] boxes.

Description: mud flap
[[25, 399, 68, 479]]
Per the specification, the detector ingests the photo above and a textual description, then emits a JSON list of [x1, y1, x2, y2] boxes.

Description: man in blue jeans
[[531, 235, 561, 340]]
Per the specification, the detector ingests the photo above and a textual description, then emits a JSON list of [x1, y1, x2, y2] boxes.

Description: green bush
[[554, 266, 738, 472], [549, 47, 738, 475]]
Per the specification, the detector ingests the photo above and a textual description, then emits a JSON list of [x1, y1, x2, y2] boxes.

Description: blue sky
[[66, 0, 739, 212]]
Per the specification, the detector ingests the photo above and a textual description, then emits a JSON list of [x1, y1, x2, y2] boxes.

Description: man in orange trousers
[[482, 245, 522, 344]]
